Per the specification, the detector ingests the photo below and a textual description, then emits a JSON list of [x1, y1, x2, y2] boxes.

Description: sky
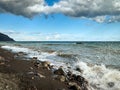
[[0, 0, 120, 41]]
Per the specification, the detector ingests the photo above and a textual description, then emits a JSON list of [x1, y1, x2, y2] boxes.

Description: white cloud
[[0, 0, 120, 22], [0, 30, 120, 41]]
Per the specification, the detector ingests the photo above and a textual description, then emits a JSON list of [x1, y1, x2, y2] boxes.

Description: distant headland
[[0, 33, 14, 41]]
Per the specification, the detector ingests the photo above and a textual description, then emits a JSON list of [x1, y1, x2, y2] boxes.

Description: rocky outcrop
[[0, 33, 14, 41]]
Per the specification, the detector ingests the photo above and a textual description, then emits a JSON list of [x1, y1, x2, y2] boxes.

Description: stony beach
[[0, 47, 89, 90]]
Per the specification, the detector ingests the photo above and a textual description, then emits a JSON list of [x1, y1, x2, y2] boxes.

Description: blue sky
[[0, 0, 120, 41]]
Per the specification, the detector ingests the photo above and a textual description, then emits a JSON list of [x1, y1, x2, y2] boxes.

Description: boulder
[[32, 57, 38, 60], [17, 52, 26, 56], [76, 67, 83, 73], [68, 82, 81, 90], [108, 82, 114, 87], [40, 61, 51, 70], [54, 68, 65, 75], [41, 61, 50, 67], [37, 73, 46, 78], [55, 75, 66, 82]]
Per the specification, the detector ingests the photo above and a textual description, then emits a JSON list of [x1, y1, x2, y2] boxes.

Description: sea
[[0, 41, 120, 90]]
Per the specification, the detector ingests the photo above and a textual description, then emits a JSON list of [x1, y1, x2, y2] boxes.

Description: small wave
[[57, 53, 77, 58], [43, 50, 55, 54], [1, 45, 31, 53], [1, 45, 57, 63]]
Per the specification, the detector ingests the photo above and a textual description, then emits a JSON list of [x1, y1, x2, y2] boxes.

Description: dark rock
[[32, 57, 38, 60], [68, 82, 81, 90], [76, 67, 83, 73], [54, 68, 65, 75], [17, 52, 26, 56], [69, 74, 77, 81], [67, 71, 72, 77], [76, 75, 85, 82], [108, 82, 114, 87], [0, 33, 14, 41]]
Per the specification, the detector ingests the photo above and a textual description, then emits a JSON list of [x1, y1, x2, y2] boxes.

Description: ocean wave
[[1, 45, 120, 90]]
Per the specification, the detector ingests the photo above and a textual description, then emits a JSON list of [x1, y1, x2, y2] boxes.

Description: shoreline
[[0, 47, 89, 90]]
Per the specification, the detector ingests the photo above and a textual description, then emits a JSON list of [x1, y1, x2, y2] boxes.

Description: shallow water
[[1, 41, 120, 90]]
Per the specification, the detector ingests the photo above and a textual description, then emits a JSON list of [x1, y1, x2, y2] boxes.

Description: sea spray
[[74, 60, 120, 90]]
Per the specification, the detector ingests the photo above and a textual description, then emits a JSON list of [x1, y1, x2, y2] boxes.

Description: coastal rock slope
[[0, 33, 14, 41]]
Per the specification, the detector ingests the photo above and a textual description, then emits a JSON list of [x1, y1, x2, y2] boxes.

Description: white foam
[[1, 45, 30, 53], [1, 45, 58, 64], [74, 61, 120, 90]]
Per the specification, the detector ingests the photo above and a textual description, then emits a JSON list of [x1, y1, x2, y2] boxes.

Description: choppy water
[[0, 41, 120, 90]]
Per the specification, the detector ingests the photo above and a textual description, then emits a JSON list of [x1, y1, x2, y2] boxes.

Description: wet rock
[[68, 82, 81, 90], [55, 75, 66, 82], [41, 61, 51, 70], [108, 82, 114, 87], [17, 52, 26, 56], [31, 59, 41, 68], [69, 74, 77, 81], [76, 75, 88, 90], [32, 57, 38, 60], [67, 71, 72, 77], [42, 61, 50, 67], [76, 67, 83, 73], [76, 75, 85, 82], [54, 68, 65, 75]]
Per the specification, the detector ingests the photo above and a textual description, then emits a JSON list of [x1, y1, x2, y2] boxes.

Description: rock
[[32, 57, 38, 60], [108, 82, 114, 87], [68, 82, 81, 90], [67, 71, 72, 77], [30, 67, 33, 70], [17, 52, 26, 56], [0, 56, 6, 65], [0, 62, 5, 65], [76, 67, 83, 73], [41, 61, 51, 70], [37, 73, 46, 78], [31, 59, 41, 68], [55, 75, 66, 82], [42, 61, 50, 66], [76, 75, 85, 82], [54, 68, 65, 75], [0, 56, 5, 61], [32, 77, 35, 80], [69, 74, 77, 81]]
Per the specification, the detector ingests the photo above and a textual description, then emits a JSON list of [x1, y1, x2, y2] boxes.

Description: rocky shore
[[0, 47, 89, 90]]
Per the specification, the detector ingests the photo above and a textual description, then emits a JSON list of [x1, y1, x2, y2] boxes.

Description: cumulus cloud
[[0, 0, 120, 22], [0, 0, 46, 17]]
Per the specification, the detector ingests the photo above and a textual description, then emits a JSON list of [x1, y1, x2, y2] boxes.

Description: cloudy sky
[[0, 0, 120, 41]]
